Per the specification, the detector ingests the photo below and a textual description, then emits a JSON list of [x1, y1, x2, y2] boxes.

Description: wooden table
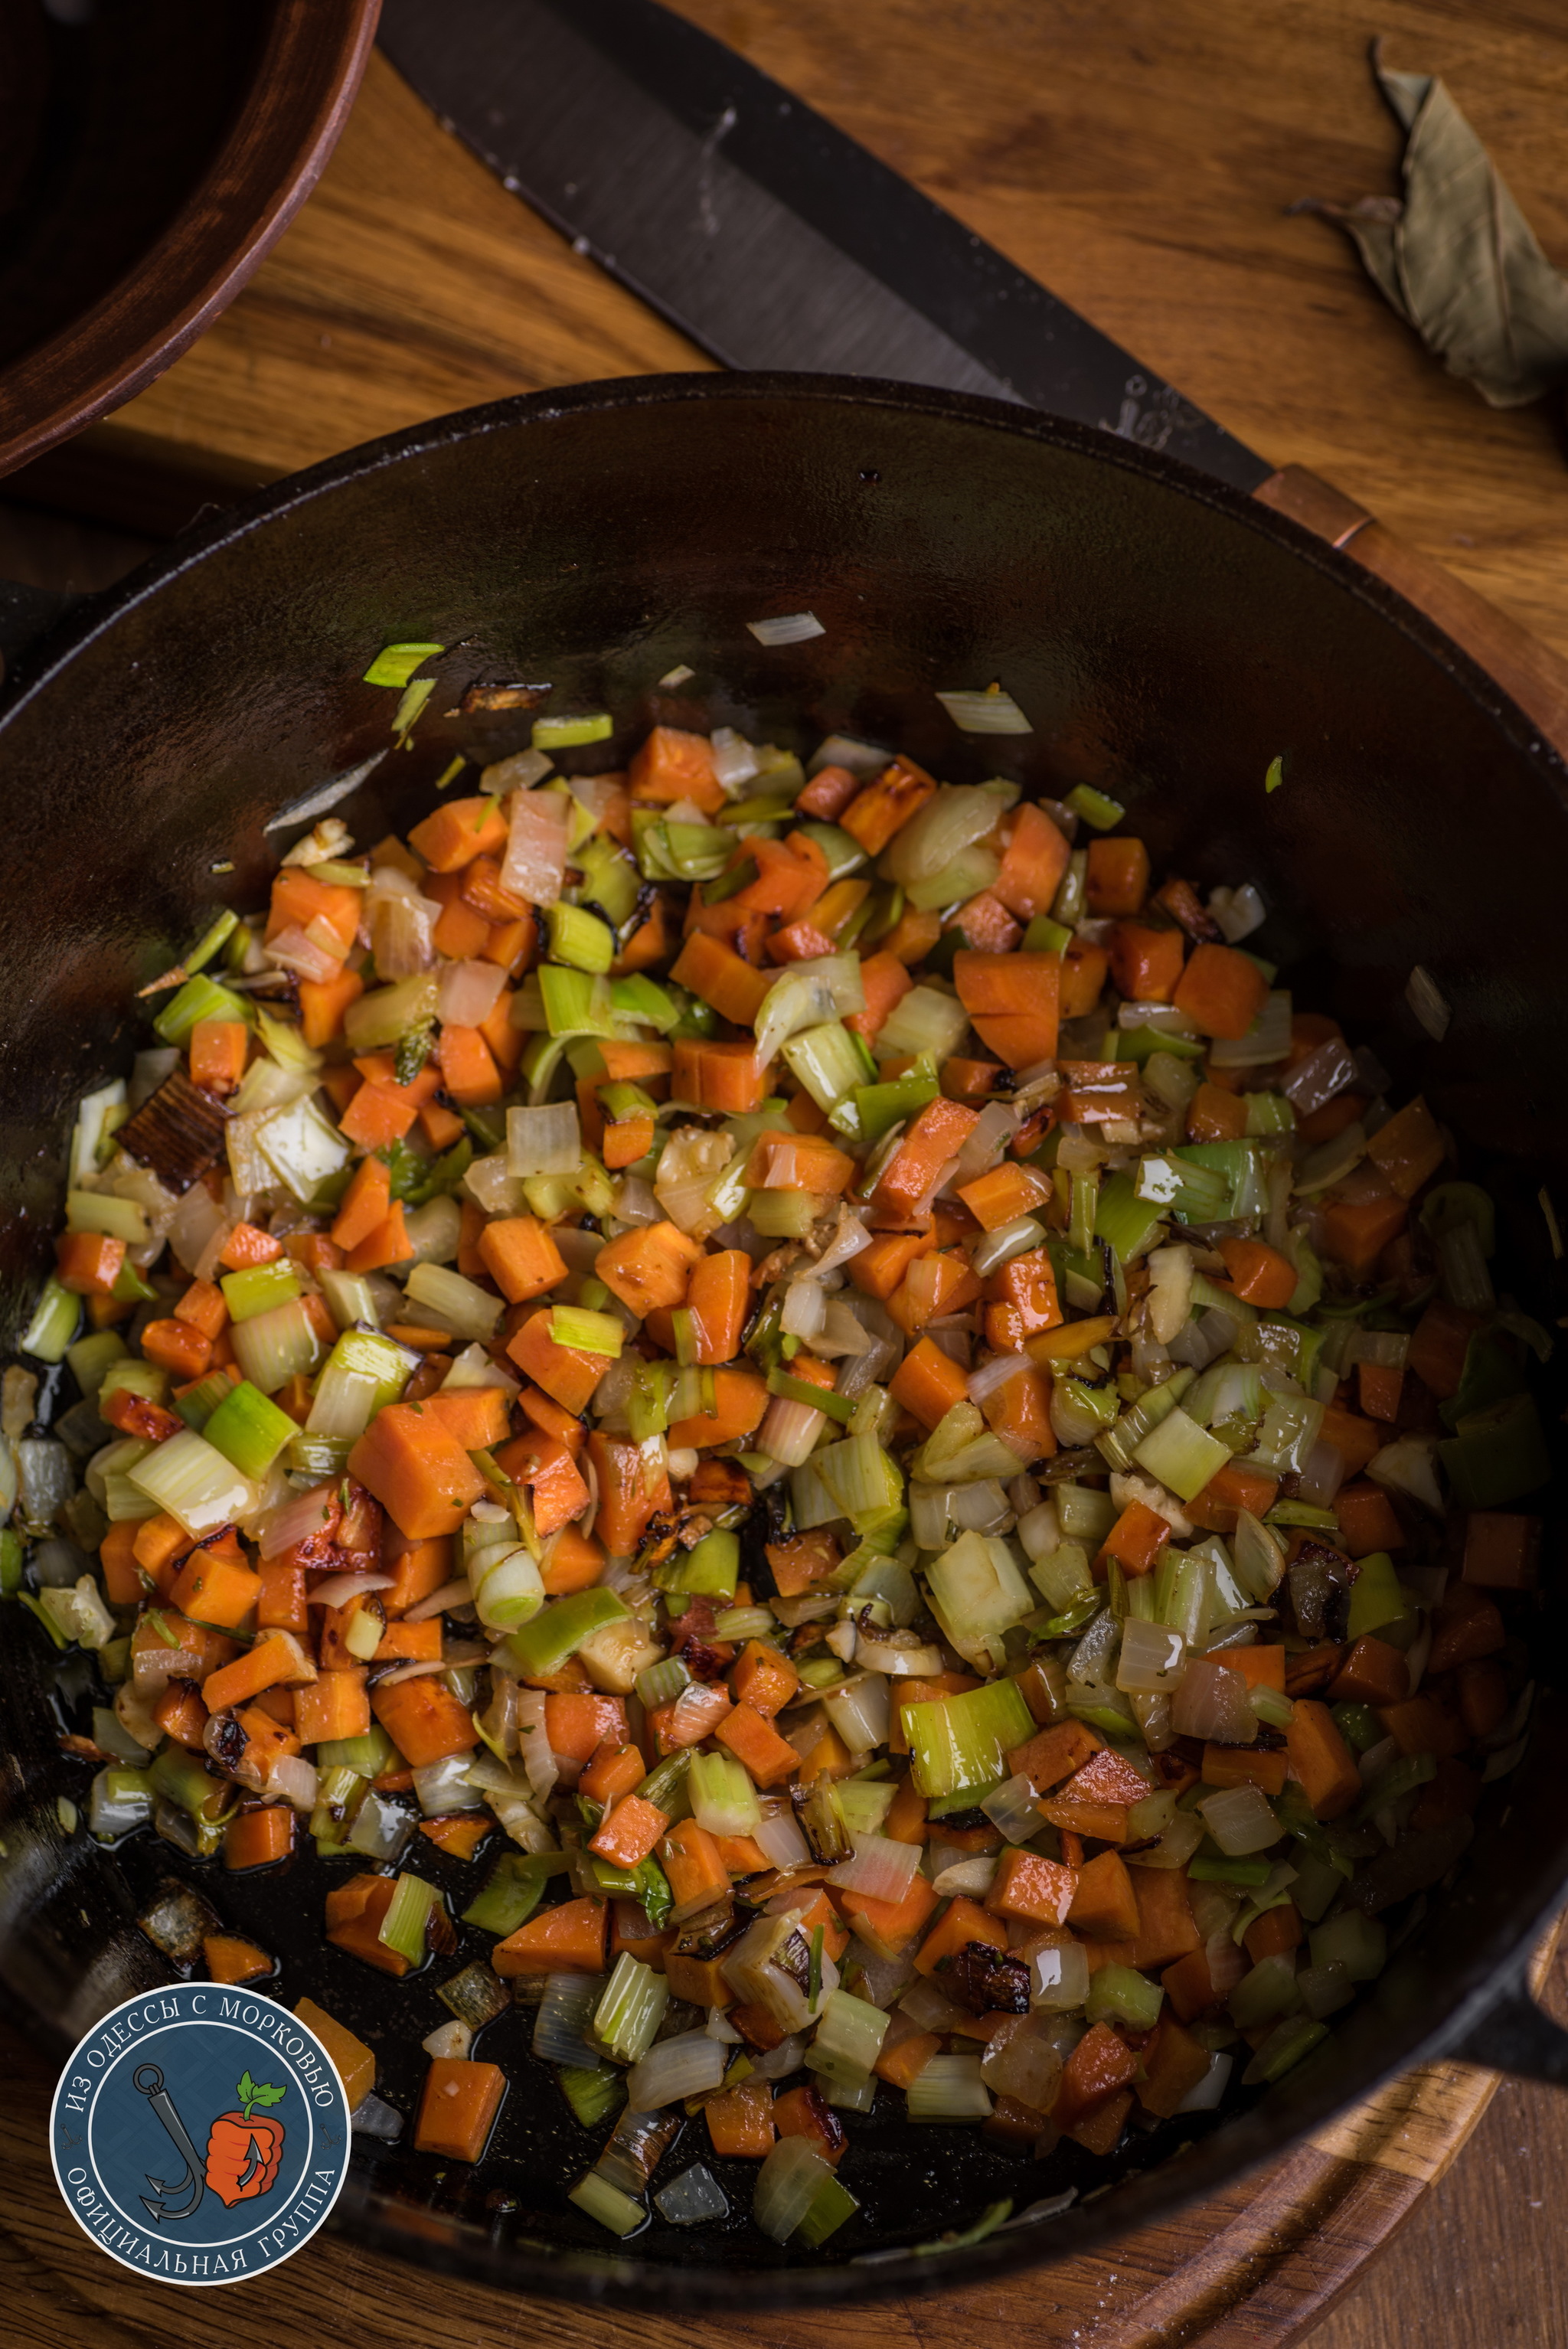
[[6, 0, 1568, 2338]]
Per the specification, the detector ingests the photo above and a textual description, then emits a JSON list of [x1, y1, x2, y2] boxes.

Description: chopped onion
[[256, 1479, 341, 1559], [710, 727, 760, 790], [828, 1831, 920, 1904], [1207, 883, 1266, 942], [1406, 965, 1451, 1041], [950, 1100, 1021, 1186], [1209, 988, 1292, 1069], [309, 1569, 394, 1610], [404, 1576, 471, 1622], [270, 1754, 318, 1812], [884, 786, 1006, 887], [753, 1806, 813, 1871], [1171, 1658, 1256, 1743], [754, 957, 864, 1067], [508, 1101, 582, 1178], [501, 788, 570, 907], [612, 1174, 660, 1225], [1198, 1783, 1280, 1855], [746, 612, 825, 645], [1281, 1034, 1358, 1115], [971, 1216, 1044, 1279], [1367, 1434, 1444, 1514], [936, 687, 1031, 735], [626, 2027, 727, 2111], [437, 958, 506, 1027]]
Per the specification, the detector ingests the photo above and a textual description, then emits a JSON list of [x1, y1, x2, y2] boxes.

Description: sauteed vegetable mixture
[[12, 668, 1550, 2246]]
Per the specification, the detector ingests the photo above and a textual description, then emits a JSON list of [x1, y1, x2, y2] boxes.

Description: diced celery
[[126, 1430, 257, 1537], [1095, 1171, 1166, 1263], [1064, 784, 1125, 831], [21, 1276, 82, 1363], [257, 1096, 353, 1203], [569, 2170, 645, 2236], [1344, 1550, 1407, 1640], [152, 971, 251, 1047], [1132, 1407, 1230, 1502], [462, 1852, 557, 1936], [815, 1433, 905, 1533], [538, 965, 619, 1039], [407, 1262, 505, 1342], [1086, 1963, 1165, 2030], [595, 1953, 670, 2063], [534, 712, 612, 749], [504, 1588, 629, 1680], [557, 2064, 626, 2130], [688, 1749, 762, 1838], [1243, 2015, 1328, 2084], [547, 902, 616, 974], [364, 640, 443, 687], [220, 1259, 302, 1322], [1439, 1393, 1551, 1508], [903, 1677, 1034, 1799], [782, 1021, 866, 1114], [378, 1871, 442, 1965], [201, 1380, 298, 1479], [549, 1305, 624, 1357], [654, 1528, 740, 1599], [230, 1297, 324, 1395]]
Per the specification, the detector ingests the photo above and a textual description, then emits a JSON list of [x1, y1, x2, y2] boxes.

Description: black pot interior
[[0, 0, 266, 377], [1, 377, 1565, 2308]]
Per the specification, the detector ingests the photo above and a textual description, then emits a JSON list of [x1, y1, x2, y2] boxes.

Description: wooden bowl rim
[[0, 0, 382, 479]]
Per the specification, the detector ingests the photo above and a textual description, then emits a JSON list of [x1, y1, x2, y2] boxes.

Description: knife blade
[[377, 0, 1272, 495]]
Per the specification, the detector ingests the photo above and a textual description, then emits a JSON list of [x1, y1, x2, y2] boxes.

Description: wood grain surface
[[5, 0, 1568, 2339]]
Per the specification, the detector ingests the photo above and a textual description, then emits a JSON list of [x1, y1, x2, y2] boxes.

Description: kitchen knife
[[376, 0, 1272, 495]]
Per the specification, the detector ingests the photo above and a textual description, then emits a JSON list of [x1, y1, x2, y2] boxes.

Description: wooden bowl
[[0, 0, 381, 479]]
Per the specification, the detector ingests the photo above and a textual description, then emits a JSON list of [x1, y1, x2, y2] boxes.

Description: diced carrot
[[602, 1110, 654, 1169], [189, 1018, 249, 1097], [672, 1037, 766, 1113], [1053, 2018, 1142, 2132], [1067, 1850, 1141, 1941], [581, 1740, 646, 1807], [980, 1361, 1056, 1465], [371, 1672, 479, 1768], [348, 1402, 485, 1540], [1201, 1743, 1287, 1796], [330, 1156, 392, 1254], [629, 725, 724, 812], [414, 2057, 506, 2161], [1200, 1642, 1285, 1692], [492, 1895, 611, 1978], [876, 2025, 942, 2092], [585, 1429, 671, 1557], [1409, 1299, 1484, 1401], [1186, 1081, 1250, 1142], [871, 1096, 979, 1226], [1172, 942, 1267, 1041], [839, 755, 937, 855], [267, 865, 361, 954], [595, 1220, 702, 1317], [1334, 1479, 1406, 1558], [1366, 1096, 1446, 1199], [666, 1364, 769, 1450], [544, 1692, 628, 1763], [1244, 1903, 1304, 1965], [985, 1848, 1078, 1926], [345, 1204, 413, 1275], [729, 1638, 799, 1719], [1126, 1865, 1200, 1972], [535, 1522, 602, 1596], [1462, 1511, 1541, 1590], [224, 1807, 295, 1872], [436, 1024, 502, 1107], [172, 1280, 228, 1342], [430, 870, 492, 960], [201, 1632, 315, 1715], [381, 1534, 454, 1617], [409, 796, 510, 872], [675, 1248, 747, 1366], [834, 1870, 942, 1963], [714, 1700, 800, 1787], [706, 2076, 776, 2158], [1357, 1360, 1404, 1422], [773, 2083, 846, 2166], [201, 1931, 274, 1985], [153, 1681, 207, 1748], [794, 762, 864, 822], [647, 1682, 733, 1755], [169, 1547, 261, 1630], [1328, 1635, 1410, 1708], [1008, 1716, 1103, 1788], [299, 967, 364, 1048], [887, 1335, 969, 1430], [590, 1793, 670, 1870], [1097, 1498, 1168, 1579], [472, 1215, 564, 1307], [132, 1512, 191, 1581], [847, 1230, 933, 1302], [418, 1387, 509, 1454], [1107, 921, 1186, 1005], [1377, 1692, 1465, 1761], [294, 1669, 371, 1745], [1083, 838, 1150, 919], [1185, 1459, 1281, 1534], [1216, 1237, 1297, 1309], [953, 949, 1061, 1072], [843, 950, 914, 1044], [56, 1230, 125, 1295], [956, 1161, 1051, 1233], [990, 800, 1072, 919], [661, 1819, 732, 1915], [420, 1814, 493, 1861], [913, 1893, 1008, 1977], [1284, 1697, 1361, 1818], [1162, 1946, 1223, 2024], [1138, 2015, 1212, 2119], [1429, 1582, 1506, 1673], [668, 931, 771, 1026], [1320, 1194, 1408, 1279], [507, 1308, 607, 1415]]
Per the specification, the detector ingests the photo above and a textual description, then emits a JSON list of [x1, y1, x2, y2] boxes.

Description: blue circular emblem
[[50, 1985, 351, 2287]]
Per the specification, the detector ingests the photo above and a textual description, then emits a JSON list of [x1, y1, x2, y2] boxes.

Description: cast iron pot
[[2, 374, 1566, 2310]]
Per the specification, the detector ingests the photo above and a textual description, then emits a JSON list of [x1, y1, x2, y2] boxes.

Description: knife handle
[[1254, 465, 1568, 765]]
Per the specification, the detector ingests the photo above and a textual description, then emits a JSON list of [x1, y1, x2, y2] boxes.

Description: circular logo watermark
[[50, 1985, 351, 2288]]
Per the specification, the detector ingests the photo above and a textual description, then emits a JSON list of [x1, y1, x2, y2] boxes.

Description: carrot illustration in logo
[[204, 2072, 287, 2207]]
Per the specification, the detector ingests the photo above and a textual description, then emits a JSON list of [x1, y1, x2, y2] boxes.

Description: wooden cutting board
[[6, 1, 1568, 2340], [15, 0, 1568, 668]]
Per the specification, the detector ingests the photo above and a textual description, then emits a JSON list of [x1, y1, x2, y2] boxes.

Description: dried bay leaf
[[1295, 41, 1568, 409]]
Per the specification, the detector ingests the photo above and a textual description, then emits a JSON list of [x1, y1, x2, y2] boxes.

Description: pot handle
[[1450, 1978, 1568, 2088], [1253, 466, 1568, 768]]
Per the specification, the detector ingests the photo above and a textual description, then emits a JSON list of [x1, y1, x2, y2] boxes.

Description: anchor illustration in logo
[[132, 2063, 287, 2223]]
